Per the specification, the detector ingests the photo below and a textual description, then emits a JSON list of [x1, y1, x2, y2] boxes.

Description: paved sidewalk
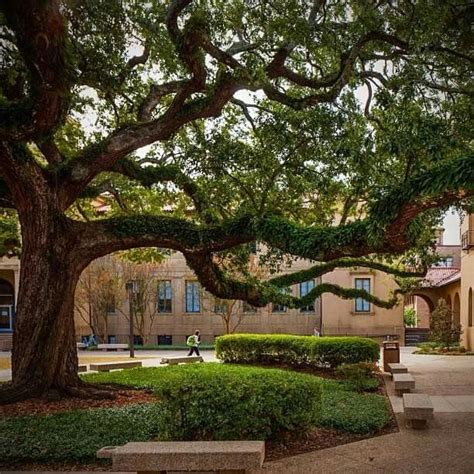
[[253, 347, 474, 473], [0, 349, 218, 382]]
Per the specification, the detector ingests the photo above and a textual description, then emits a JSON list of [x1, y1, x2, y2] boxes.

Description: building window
[[0, 279, 14, 332], [243, 301, 257, 313], [354, 278, 371, 313], [133, 335, 143, 346], [185, 281, 201, 312], [300, 280, 315, 312], [434, 256, 454, 267], [214, 299, 228, 314], [106, 295, 116, 314], [157, 280, 173, 313], [272, 288, 290, 313], [158, 335, 173, 345], [108, 335, 117, 344]]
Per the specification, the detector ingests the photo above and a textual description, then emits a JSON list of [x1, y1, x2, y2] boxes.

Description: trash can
[[383, 340, 400, 372]]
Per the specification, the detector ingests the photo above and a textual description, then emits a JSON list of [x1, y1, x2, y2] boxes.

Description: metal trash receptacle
[[383, 340, 400, 372]]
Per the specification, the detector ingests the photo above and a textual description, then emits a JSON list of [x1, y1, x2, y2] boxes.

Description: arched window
[[469, 288, 473, 327]]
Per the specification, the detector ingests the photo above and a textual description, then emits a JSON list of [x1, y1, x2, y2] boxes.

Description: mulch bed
[[0, 389, 156, 418], [266, 421, 398, 461]]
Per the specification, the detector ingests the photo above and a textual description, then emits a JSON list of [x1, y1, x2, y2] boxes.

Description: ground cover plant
[[414, 342, 473, 355], [215, 334, 380, 368], [0, 364, 392, 467]]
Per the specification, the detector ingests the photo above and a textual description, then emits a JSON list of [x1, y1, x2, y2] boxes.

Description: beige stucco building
[[73, 251, 405, 345], [406, 214, 474, 350]]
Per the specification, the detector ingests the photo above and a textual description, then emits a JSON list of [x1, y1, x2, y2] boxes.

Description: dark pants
[[188, 346, 200, 356]]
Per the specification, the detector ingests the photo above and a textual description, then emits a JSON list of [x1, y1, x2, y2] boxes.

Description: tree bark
[[0, 203, 113, 403]]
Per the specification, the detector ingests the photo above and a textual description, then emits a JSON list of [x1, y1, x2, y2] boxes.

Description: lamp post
[[126, 280, 139, 358]]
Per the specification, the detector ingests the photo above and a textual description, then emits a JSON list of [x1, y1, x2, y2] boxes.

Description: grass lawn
[[0, 364, 392, 467]]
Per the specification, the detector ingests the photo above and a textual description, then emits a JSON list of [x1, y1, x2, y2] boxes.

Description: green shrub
[[215, 334, 380, 368], [84, 363, 321, 441], [403, 308, 418, 327], [318, 381, 391, 433], [0, 404, 163, 465], [335, 362, 380, 392]]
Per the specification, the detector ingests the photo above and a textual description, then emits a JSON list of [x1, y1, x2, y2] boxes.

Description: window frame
[[354, 277, 371, 313], [185, 280, 201, 313], [299, 280, 315, 312], [157, 280, 173, 313]]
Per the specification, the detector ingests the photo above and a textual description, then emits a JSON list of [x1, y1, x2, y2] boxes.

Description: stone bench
[[89, 360, 142, 372], [97, 343, 128, 351], [160, 355, 203, 365], [97, 441, 265, 474], [78, 364, 87, 373], [403, 393, 434, 429], [393, 373, 415, 396], [77, 342, 87, 350], [388, 363, 408, 377]]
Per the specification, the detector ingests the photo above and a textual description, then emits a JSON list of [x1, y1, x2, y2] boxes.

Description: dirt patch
[[0, 389, 156, 418]]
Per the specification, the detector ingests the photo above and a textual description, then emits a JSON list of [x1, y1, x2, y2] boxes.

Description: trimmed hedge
[[215, 334, 380, 368], [84, 363, 322, 441]]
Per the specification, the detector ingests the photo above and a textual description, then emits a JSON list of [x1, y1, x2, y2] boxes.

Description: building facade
[[405, 214, 474, 350], [3, 214, 473, 351], [73, 251, 405, 345]]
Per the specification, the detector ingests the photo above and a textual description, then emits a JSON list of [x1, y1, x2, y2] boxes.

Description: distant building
[[73, 251, 404, 346], [405, 214, 474, 349]]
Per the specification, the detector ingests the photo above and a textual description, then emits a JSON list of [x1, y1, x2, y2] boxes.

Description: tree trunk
[[0, 207, 113, 403]]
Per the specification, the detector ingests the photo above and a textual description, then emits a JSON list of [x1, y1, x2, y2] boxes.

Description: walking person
[[187, 330, 201, 356]]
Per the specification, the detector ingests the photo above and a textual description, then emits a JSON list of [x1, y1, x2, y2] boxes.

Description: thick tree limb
[[0, 0, 71, 141], [110, 158, 209, 217], [184, 251, 403, 309], [80, 214, 256, 261]]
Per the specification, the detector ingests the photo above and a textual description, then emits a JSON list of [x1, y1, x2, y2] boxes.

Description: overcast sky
[[443, 211, 461, 245]]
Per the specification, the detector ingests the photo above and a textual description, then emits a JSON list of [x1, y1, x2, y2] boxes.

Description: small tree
[[75, 257, 122, 343], [430, 299, 462, 350], [404, 308, 418, 328], [116, 261, 163, 346], [212, 299, 244, 335]]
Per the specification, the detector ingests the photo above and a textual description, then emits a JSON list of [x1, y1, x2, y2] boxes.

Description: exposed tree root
[[0, 380, 118, 405]]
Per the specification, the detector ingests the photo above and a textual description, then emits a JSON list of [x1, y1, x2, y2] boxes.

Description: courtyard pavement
[[252, 347, 474, 473], [0, 349, 218, 382]]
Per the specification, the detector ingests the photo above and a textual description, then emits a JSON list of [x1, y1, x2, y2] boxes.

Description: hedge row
[[215, 334, 380, 368]]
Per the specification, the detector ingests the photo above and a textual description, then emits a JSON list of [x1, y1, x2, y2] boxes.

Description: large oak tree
[[0, 0, 472, 402]]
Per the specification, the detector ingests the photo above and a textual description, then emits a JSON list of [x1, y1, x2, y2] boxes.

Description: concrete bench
[[77, 342, 87, 350], [388, 363, 408, 377], [393, 373, 415, 396], [403, 393, 434, 429], [78, 364, 87, 373], [97, 343, 128, 351], [97, 441, 265, 473], [89, 360, 142, 372], [160, 355, 203, 365]]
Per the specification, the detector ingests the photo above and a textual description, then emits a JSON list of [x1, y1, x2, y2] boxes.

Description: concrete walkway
[[0, 349, 218, 382], [253, 347, 474, 473]]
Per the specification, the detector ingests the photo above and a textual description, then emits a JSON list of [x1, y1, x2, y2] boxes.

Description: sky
[[443, 211, 461, 245]]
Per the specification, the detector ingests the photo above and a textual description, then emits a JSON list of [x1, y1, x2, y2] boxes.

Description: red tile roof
[[421, 267, 461, 288]]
